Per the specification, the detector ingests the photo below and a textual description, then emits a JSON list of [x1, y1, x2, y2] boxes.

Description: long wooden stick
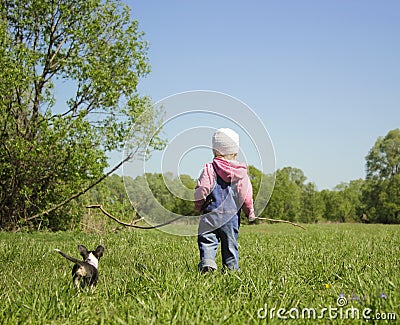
[[255, 216, 306, 230], [86, 204, 185, 229], [87, 204, 305, 230]]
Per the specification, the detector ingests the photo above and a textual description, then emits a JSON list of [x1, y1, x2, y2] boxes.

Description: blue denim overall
[[198, 168, 241, 271]]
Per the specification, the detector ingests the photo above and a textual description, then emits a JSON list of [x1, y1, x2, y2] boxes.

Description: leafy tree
[[366, 129, 400, 180], [362, 177, 400, 223], [248, 165, 262, 198], [176, 174, 197, 217], [264, 168, 301, 221], [0, 0, 164, 229], [340, 179, 364, 222], [179, 174, 197, 192], [320, 189, 341, 222], [322, 180, 363, 223], [248, 165, 275, 221], [362, 129, 400, 223], [299, 182, 324, 223], [280, 166, 307, 188]]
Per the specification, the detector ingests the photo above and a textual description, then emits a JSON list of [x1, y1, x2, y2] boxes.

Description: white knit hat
[[212, 128, 239, 155]]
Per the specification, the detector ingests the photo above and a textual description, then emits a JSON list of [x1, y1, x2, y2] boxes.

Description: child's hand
[[248, 214, 257, 223]]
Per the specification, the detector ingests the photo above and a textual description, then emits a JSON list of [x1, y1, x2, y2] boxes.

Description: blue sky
[[122, 0, 400, 189]]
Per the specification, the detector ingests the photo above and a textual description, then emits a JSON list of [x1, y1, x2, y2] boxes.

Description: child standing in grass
[[194, 128, 256, 272]]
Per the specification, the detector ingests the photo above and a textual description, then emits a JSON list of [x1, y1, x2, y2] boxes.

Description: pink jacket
[[194, 157, 255, 220]]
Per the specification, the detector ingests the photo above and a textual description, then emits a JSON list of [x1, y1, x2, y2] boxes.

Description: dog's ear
[[94, 245, 104, 259], [78, 244, 89, 258]]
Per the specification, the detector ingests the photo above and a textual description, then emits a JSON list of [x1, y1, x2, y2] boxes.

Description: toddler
[[194, 128, 256, 272]]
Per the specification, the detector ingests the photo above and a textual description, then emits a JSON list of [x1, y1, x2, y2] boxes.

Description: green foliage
[[321, 180, 364, 223], [0, 225, 398, 323], [248, 165, 262, 198], [261, 167, 303, 222], [361, 176, 400, 223], [366, 129, 400, 181], [362, 129, 400, 223], [0, 0, 164, 229], [127, 173, 197, 220], [299, 182, 324, 223], [249, 167, 365, 224]]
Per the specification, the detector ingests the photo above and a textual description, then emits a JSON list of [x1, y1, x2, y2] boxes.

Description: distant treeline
[[81, 163, 398, 229]]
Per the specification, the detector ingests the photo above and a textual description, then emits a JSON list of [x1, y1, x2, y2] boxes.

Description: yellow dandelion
[[325, 283, 331, 289]]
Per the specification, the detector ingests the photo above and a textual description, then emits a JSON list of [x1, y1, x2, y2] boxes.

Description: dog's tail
[[54, 249, 85, 266]]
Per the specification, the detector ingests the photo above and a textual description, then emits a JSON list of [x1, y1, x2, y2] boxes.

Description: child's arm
[[194, 163, 215, 212], [238, 174, 256, 221]]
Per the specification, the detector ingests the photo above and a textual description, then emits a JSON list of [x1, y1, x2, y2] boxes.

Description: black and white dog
[[55, 244, 104, 288]]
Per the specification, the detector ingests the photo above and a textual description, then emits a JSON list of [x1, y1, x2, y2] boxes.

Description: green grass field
[[0, 224, 399, 324]]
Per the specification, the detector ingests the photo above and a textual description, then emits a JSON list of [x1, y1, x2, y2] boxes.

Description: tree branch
[[86, 204, 185, 229], [255, 217, 306, 230]]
